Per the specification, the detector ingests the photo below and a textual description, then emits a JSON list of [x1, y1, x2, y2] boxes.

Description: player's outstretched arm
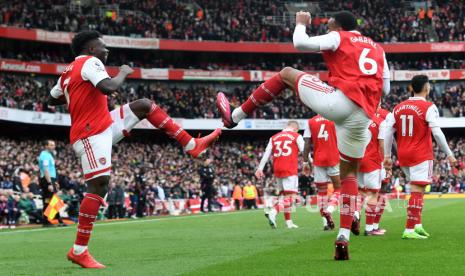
[[48, 77, 66, 106], [293, 11, 340, 52], [96, 65, 134, 95]]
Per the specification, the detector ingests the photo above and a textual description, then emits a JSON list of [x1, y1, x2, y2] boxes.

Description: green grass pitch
[[1, 198, 464, 275]]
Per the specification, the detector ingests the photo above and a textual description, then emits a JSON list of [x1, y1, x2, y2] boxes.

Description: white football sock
[[338, 228, 351, 241], [231, 107, 247, 123], [327, 205, 335, 214], [405, 229, 414, 233], [373, 223, 379, 230], [322, 217, 328, 226], [415, 224, 422, 228], [366, 224, 374, 231], [73, 244, 87, 255], [354, 211, 360, 220], [184, 139, 195, 151]]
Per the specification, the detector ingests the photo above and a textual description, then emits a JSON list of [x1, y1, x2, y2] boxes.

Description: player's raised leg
[[126, 99, 221, 158]]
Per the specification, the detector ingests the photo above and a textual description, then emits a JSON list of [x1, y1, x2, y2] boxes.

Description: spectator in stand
[[7, 194, 21, 228], [2, 0, 464, 42], [62, 189, 80, 222], [18, 192, 42, 224], [107, 183, 126, 219], [0, 194, 8, 228]]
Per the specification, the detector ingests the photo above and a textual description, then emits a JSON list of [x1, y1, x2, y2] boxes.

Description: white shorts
[[357, 169, 382, 191], [296, 74, 371, 159], [381, 167, 387, 180], [401, 160, 433, 185], [72, 104, 140, 180], [314, 165, 340, 183], [276, 175, 299, 193]]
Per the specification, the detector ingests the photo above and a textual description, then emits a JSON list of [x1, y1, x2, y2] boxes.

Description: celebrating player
[[255, 121, 304, 229], [372, 106, 391, 234], [384, 75, 456, 239], [356, 116, 385, 236], [303, 114, 340, 231], [217, 11, 389, 260], [48, 31, 221, 268]]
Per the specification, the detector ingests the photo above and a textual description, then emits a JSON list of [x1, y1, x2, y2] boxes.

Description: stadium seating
[[1, 0, 464, 42], [1, 73, 464, 118], [0, 136, 464, 225]]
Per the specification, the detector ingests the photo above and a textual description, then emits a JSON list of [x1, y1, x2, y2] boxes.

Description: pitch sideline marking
[[0, 210, 262, 236]]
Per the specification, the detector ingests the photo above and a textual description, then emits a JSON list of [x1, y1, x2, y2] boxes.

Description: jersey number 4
[[273, 141, 292, 157], [318, 124, 329, 141], [400, 115, 414, 137], [359, 48, 377, 75]]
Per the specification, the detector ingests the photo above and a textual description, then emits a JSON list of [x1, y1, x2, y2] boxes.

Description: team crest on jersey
[[93, 61, 105, 72], [99, 157, 106, 165]]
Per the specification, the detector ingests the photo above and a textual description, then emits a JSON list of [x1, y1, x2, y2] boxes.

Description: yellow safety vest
[[243, 186, 256, 199]]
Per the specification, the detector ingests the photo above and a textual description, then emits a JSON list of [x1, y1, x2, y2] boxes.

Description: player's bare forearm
[[47, 95, 66, 106], [303, 138, 311, 162], [97, 65, 134, 95], [379, 140, 385, 158]]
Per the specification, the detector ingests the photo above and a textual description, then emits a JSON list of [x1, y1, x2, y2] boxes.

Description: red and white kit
[[258, 130, 305, 193], [385, 97, 453, 184], [303, 115, 339, 183], [293, 28, 390, 159], [358, 117, 384, 192], [50, 55, 140, 180]]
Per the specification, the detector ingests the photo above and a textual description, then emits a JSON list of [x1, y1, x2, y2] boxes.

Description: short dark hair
[[71, 30, 102, 56], [411, 75, 429, 93], [43, 139, 53, 147], [334, 11, 357, 31]]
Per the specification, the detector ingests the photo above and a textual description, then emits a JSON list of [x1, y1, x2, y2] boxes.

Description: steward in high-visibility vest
[[243, 181, 258, 209]]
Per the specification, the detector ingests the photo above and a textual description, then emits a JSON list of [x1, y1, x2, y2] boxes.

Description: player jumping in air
[[255, 121, 304, 229], [48, 31, 221, 268], [303, 115, 341, 231], [383, 75, 456, 240], [216, 11, 390, 260]]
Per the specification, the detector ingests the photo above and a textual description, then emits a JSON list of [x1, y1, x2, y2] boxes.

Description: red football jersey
[[360, 117, 383, 173], [392, 98, 435, 166], [306, 115, 339, 167], [376, 107, 390, 120], [322, 31, 385, 118], [271, 131, 301, 177], [59, 56, 113, 144]]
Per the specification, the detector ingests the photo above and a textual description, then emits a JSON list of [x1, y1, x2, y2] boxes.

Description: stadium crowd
[[1, 0, 464, 43], [1, 73, 465, 118], [2, 48, 465, 71], [1, 134, 464, 227]]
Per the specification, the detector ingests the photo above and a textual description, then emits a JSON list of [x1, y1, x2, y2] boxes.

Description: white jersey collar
[[409, 96, 427, 101]]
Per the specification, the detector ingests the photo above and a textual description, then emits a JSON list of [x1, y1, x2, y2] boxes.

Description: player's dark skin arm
[[48, 96, 67, 106], [303, 138, 312, 163], [96, 66, 133, 95]]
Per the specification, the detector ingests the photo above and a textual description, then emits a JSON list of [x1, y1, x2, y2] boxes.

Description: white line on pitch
[[0, 210, 261, 236]]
